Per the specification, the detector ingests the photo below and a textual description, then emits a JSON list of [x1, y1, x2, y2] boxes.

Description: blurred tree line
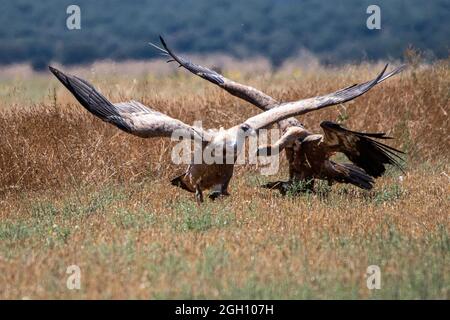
[[0, 0, 448, 70]]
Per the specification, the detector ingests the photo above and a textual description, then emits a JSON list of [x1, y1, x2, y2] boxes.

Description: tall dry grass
[[0, 61, 448, 194]]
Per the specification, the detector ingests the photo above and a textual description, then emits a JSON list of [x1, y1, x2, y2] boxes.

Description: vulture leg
[[211, 165, 234, 199], [195, 185, 204, 203], [208, 184, 222, 200], [208, 191, 221, 200], [209, 180, 232, 201], [171, 173, 194, 193], [220, 175, 232, 196]]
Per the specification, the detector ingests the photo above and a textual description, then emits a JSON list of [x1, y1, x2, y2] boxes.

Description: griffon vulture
[[150, 37, 404, 193], [256, 121, 404, 193], [49, 59, 400, 202]]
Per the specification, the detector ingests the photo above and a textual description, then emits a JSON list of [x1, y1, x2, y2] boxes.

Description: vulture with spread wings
[[256, 122, 404, 193], [50, 54, 400, 202], [151, 37, 405, 193]]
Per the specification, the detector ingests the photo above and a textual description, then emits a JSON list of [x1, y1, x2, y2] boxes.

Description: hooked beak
[[248, 128, 257, 137]]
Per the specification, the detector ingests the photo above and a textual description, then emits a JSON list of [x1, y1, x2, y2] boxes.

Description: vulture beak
[[248, 128, 257, 137], [240, 124, 256, 137]]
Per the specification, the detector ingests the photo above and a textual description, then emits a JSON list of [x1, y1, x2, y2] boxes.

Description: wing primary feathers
[[65, 75, 133, 132], [328, 64, 405, 103], [332, 63, 388, 101], [148, 41, 169, 56], [245, 64, 405, 130], [49, 66, 209, 140], [378, 64, 407, 82], [154, 36, 225, 85], [370, 139, 405, 156], [343, 129, 393, 139], [151, 36, 287, 113], [320, 120, 405, 177], [321, 121, 403, 155], [49, 66, 123, 123]]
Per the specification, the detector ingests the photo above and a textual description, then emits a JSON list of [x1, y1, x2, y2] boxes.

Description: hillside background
[[1, 0, 449, 70]]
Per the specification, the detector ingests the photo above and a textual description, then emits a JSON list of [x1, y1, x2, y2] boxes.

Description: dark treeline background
[[1, 0, 449, 70]]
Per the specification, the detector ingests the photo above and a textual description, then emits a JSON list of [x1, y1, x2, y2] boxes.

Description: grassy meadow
[[0, 58, 449, 299]]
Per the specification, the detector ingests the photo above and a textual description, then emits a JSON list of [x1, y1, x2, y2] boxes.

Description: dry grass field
[[0, 58, 448, 299]]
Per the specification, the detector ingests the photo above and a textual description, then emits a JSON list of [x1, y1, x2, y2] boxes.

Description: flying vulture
[[151, 37, 405, 193], [50, 51, 401, 201]]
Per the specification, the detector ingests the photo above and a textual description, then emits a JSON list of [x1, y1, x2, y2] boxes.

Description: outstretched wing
[[244, 64, 406, 131], [150, 36, 278, 111], [49, 66, 210, 141], [320, 121, 404, 177]]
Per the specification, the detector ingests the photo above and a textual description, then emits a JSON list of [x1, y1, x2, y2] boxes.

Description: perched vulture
[[50, 53, 400, 201], [151, 37, 405, 193]]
